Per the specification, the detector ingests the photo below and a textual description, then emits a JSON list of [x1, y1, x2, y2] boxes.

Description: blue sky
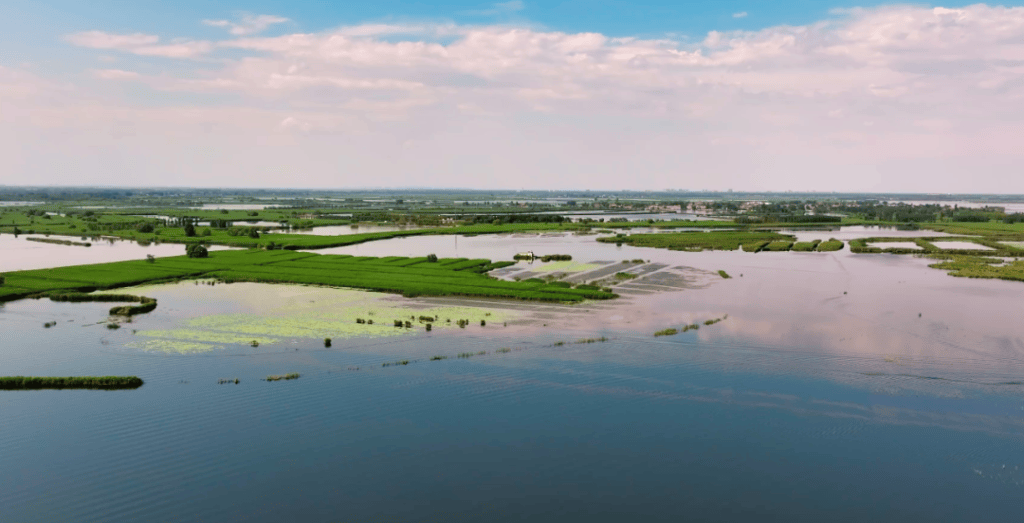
[[0, 1, 974, 71], [3, 2, 1024, 191]]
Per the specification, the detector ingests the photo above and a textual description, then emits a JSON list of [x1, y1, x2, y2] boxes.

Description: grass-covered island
[[0, 249, 616, 303], [0, 376, 144, 390]]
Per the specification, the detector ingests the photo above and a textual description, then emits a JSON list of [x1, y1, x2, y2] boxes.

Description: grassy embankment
[[48, 292, 158, 316], [0, 376, 143, 390], [0, 209, 868, 251], [0, 250, 615, 304], [599, 231, 792, 251]]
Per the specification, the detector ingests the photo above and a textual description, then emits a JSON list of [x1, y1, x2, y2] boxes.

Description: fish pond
[[2, 229, 1024, 521]]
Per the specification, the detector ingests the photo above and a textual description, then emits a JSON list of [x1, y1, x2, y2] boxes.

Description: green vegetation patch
[[599, 231, 791, 251], [791, 240, 820, 252], [125, 339, 221, 354], [816, 239, 844, 252], [0, 376, 143, 390], [762, 241, 794, 252], [927, 255, 1024, 283], [136, 329, 279, 346], [124, 285, 518, 351], [0, 249, 616, 304]]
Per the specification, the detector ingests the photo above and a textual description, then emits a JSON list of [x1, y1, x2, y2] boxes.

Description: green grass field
[[0, 250, 616, 303], [597, 231, 792, 251]]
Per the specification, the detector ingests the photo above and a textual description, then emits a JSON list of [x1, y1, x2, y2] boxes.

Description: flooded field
[[0, 234, 237, 272], [2, 226, 1024, 521]]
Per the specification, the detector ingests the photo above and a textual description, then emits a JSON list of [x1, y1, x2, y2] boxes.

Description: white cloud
[[733, 12, 748, 19], [92, 69, 139, 80], [64, 31, 159, 49], [22, 5, 1024, 191], [65, 31, 211, 58], [202, 13, 290, 36]]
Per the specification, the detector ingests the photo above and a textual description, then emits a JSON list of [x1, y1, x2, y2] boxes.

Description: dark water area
[[3, 229, 1024, 521]]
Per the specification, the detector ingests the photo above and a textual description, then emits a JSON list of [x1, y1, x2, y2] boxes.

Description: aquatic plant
[[718, 270, 731, 279], [324, 338, 331, 347], [496, 347, 512, 353], [430, 355, 448, 361], [265, 373, 300, 381], [0, 376, 143, 390], [654, 328, 678, 337]]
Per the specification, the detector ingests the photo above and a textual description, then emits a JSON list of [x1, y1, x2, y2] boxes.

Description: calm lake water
[[2, 229, 1023, 521]]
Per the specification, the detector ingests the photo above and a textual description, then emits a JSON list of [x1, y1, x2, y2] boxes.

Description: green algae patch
[[126, 339, 221, 354], [126, 284, 519, 351], [135, 329, 279, 346], [534, 261, 601, 273]]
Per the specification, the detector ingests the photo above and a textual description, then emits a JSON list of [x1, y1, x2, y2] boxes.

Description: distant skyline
[[3, 2, 1024, 192]]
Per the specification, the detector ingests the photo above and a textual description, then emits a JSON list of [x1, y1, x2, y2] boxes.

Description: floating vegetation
[[816, 239, 844, 252], [136, 329, 278, 346], [126, 339, 219, 354], [249, 340, 259, 347], [430, 355, 448, 361], [218, 378, 240, 385], [0, 376, 143, 390], [718, 270, 731, 279], [496, 348, 512, 353], [43, 321, 56, 328], [615, 272, 637, 280], [106, 323, 121, 330], [574, 337, 609, 344], [655, 315, 727, 337], [265, 373, 300, 381]]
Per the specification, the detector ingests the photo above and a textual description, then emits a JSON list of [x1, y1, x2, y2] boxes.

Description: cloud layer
[[7, 5, 1024, 190]]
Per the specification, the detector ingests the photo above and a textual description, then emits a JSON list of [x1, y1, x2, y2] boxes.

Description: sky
[[2, 1, 1024, 192]]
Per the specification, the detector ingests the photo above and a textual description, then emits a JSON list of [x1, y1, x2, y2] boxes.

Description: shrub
[[426, 254, 438, 262], [185, 244, 209, 258]]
